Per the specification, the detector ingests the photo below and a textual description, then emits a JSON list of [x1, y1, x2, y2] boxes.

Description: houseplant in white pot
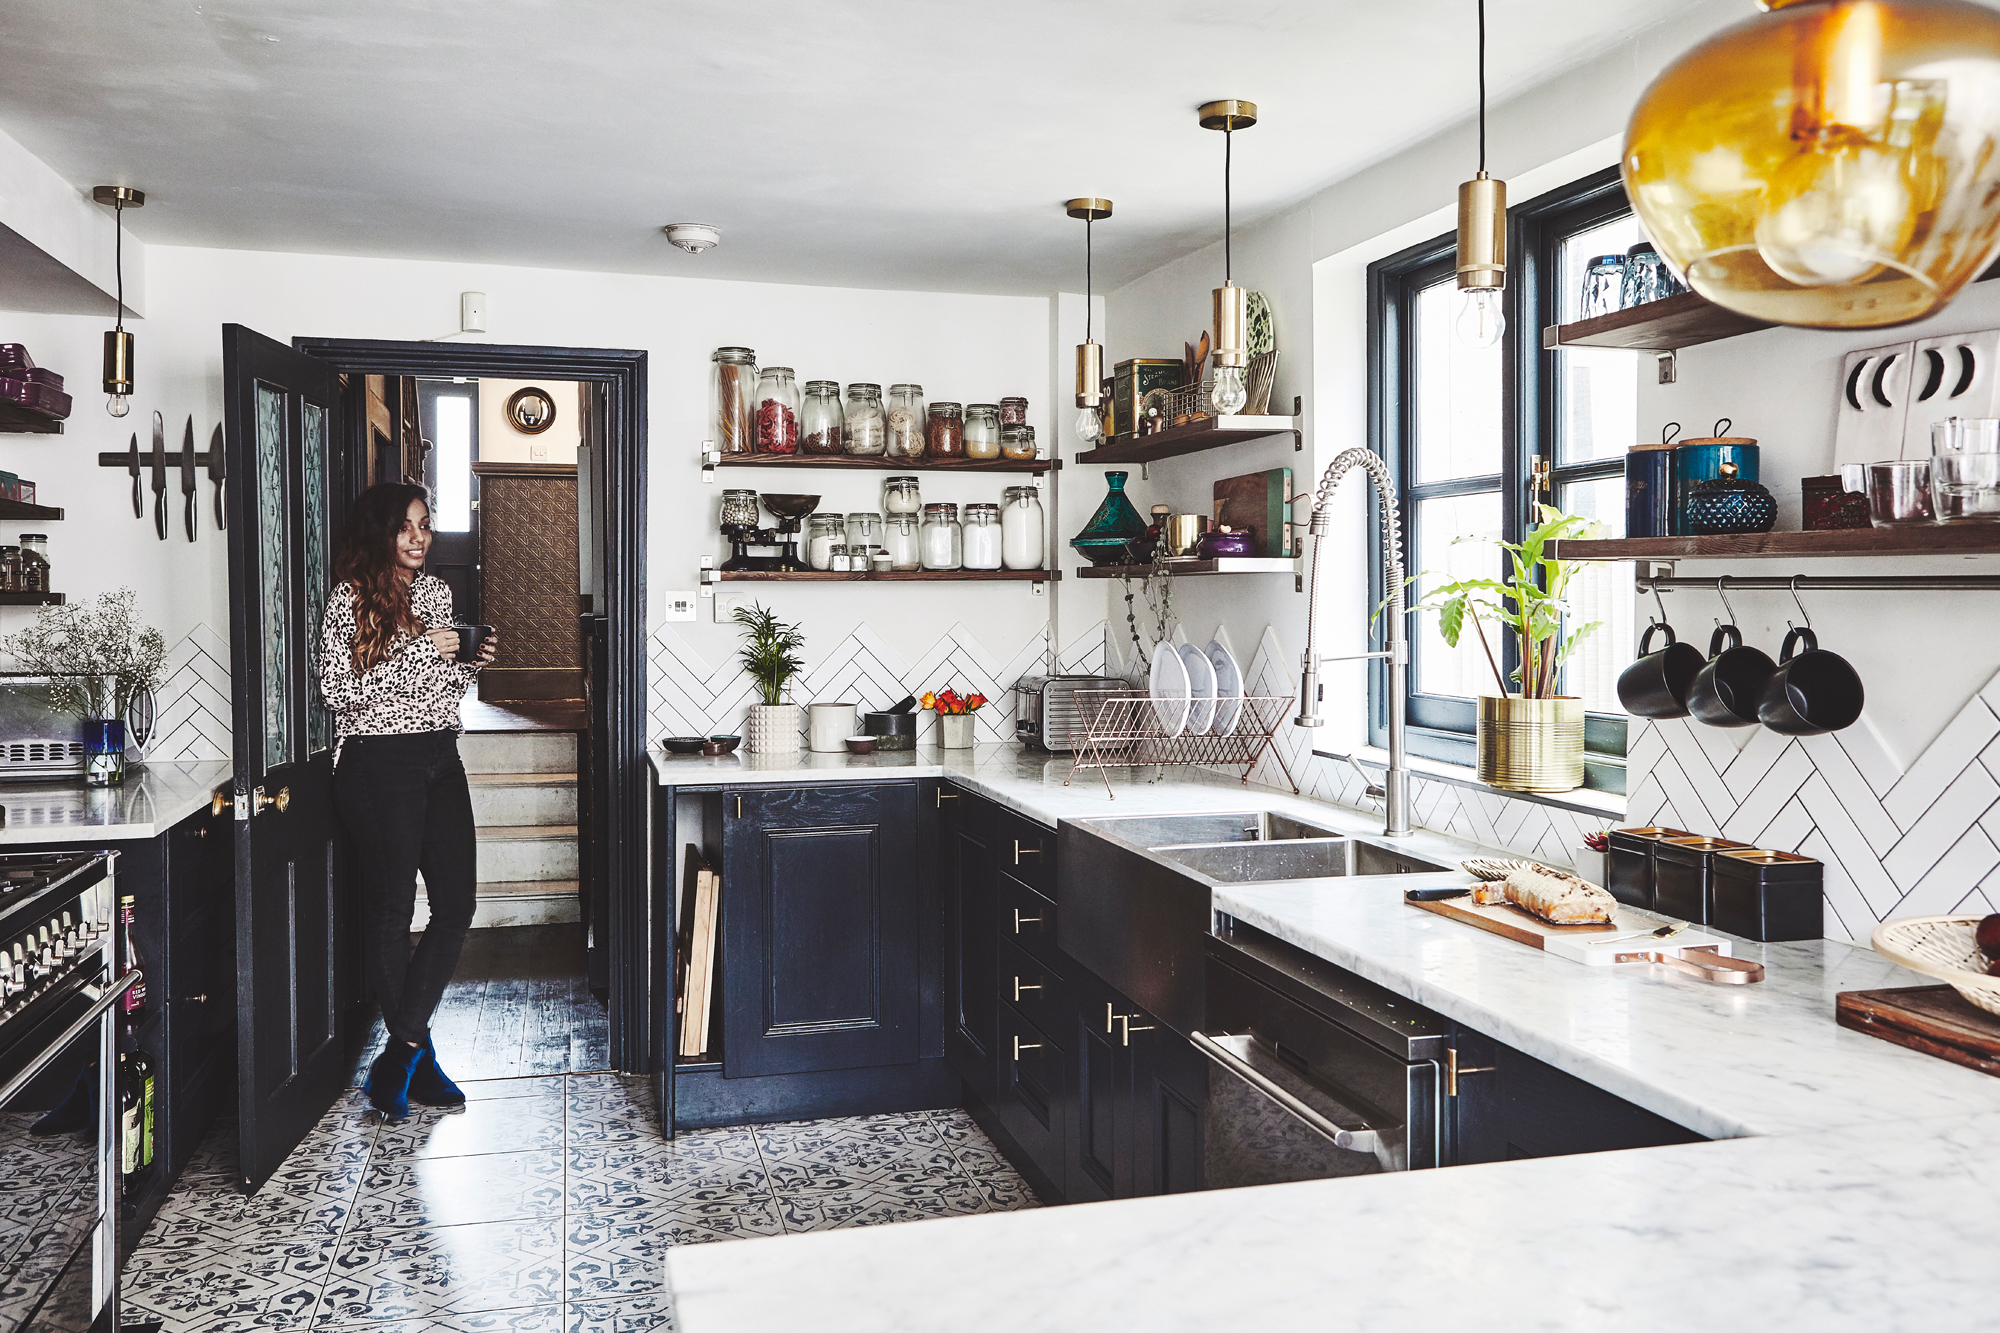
[[6, 589, 166, 786], [734, 602, 805, 755], [1413, 507, 1605, 794]]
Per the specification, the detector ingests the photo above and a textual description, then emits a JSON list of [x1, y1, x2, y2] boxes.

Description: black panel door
[[721, 783, 919, 1079], [941, 786, 996, 1102], [1126, 1019, 1206, 1197], [222, 324, 347, 1189], [1066, 977, 1121, 1204]]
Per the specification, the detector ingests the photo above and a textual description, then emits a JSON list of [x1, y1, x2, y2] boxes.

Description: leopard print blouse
[[317, 575, 481, 742]]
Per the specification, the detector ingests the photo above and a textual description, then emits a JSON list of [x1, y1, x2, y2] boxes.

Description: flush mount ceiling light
[[1455, 2, 1507, 350], [1067, 197, 1112, 445], [91, 185, 143, 418], [1199, 99, 1257, 414], [1625, 0, 2000, 329], [661, 222, 722, 254]]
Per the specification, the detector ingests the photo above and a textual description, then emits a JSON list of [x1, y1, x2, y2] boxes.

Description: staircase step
[[477, 825, 579, 882], [459, 732, 577, 775], [412, 879, 581, 930], [468, 775, 578, 828]]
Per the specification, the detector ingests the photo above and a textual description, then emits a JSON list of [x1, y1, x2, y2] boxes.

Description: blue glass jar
[[84, 719, 125, 787], [1684, 462, 1778, 534], [1671, 423, 1759, 536]]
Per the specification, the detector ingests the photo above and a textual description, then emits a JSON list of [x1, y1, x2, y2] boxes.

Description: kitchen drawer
[[995, 871, 1060, 971], [940, 782, 997, 842], [997, 936, 1068, 1037], [997, 808, 1054, 894], [993, 1003, 1065, 1187]]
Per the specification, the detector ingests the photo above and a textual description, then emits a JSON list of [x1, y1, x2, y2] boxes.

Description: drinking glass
[[1931, 417, 2000, 522]]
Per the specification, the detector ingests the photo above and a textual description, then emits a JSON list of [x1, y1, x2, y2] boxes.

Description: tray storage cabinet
[[942, 785, 998, 1105], [1446, 1024, 1703, 1164], [721, 783, 920, 1079]]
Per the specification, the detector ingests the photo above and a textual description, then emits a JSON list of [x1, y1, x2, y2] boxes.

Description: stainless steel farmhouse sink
[[1081, 811, 1345, 849], [1154, 838, 1450, 884]]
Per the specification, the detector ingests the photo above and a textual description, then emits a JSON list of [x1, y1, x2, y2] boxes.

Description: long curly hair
[[333, 483, 431, 674]]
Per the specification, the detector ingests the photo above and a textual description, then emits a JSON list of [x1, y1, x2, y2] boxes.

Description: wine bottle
[[118, 895, 144, 1016], [118, 1054, 141, 1176], [127, 1047, 156, 1169]]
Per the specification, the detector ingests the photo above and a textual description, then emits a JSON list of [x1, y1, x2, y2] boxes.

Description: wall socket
[[712, 592, 749, 623], [529, 442, 548, 462], [659, 592, 698, 622]]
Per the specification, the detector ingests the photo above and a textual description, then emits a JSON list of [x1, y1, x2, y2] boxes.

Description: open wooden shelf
[[1542, 290, 1773, 353], [0, 499, 62, 521], [716, 569, 1057, 582], [0, 591, 64, 606], [1550, 526, 2000, 560], [0, 405, 64, 435], [711, 453, 1054, 474], [1076, 557, 1299, 578], [1074, 414, 1302, 467]]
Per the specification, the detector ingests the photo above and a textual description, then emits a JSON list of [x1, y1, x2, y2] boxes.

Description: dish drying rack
[[1064, 689, 1300, 798]]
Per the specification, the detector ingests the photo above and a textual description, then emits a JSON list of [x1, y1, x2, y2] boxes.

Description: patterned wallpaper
[[478, 473, 582, 671]]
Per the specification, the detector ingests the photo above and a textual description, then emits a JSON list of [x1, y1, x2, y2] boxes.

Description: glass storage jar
[[1000, 423, 1037, 461], [883, 475, 922, 516], [926, 402, 964, 459], [845, 511, 882, 554], [710, 346, 757, 455], [806, 513, 846, 570], [828, 543, 852, 573], [0, 547, 20, 591], [753, 366, 800, 454], [999, 396, 1029, 426], [1001, 486, 1045, 570], [919, 503, 962, 570], [801, 380, 844, 454], [886, 383, 926, 458], [719, 488, 761, 528], [884, 513, 922, 570], [961, 503, 1003, 569], [17, 534, 48, 594], [964, 404, 1001, 460], [844, 383, 886, 456]]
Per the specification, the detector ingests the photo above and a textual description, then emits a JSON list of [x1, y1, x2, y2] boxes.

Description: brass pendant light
[[1067, 198, 1112, 445], [1200, 99, 1256, 415], [92, 185, 144, 418], [1625, 0, 2000, 329], [1455, 1, 1507, 349]]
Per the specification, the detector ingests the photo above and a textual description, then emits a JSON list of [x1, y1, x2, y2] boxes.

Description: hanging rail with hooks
[[1637, 573, 2000, 592]]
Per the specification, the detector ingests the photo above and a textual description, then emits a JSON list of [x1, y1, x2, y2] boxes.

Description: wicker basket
[[1871, 916, 2000, 1017]]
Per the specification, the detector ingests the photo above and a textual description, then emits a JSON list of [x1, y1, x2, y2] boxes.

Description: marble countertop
[[0, 761, 231, 843]]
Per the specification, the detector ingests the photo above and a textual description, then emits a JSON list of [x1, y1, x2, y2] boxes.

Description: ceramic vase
[[938, 713, 976, 750], [1069, 470, 1150, 566], [1475, 695, 1583, 794], [746, 703, 800, 755], [84, 719, 125, 787]]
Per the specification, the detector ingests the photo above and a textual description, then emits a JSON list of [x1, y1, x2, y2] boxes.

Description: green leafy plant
[[4, 588, 166, 720], [732, 602, 805, 707], [1411, 506, 1606, 701]]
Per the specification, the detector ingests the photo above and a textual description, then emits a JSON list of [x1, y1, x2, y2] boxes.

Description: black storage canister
[[862, 710, 917, 752], [1711, 848, 1824, 942], [1607, 827, 1691, 910], [1653, 836, 1752, 924]]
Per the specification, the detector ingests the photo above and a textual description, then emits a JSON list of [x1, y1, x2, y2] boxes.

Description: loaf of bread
[[1503, 865, 1616, 926], [1469, 880, 1508, 906]]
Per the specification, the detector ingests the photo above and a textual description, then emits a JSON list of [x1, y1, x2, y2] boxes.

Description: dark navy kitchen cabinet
[[1446, 1024, 1704, 1164], [721, 783, 921, 1080], [1125, 1004, 1206, 1197], [941, 784, 997, 1105]]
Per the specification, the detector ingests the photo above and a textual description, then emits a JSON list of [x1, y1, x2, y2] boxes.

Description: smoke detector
[[662, 222, 721, 254]]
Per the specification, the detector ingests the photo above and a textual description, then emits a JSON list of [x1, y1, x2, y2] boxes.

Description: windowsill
[[1319, 746, 1628, 820]]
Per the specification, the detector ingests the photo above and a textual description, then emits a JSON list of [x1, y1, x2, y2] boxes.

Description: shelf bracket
[[700, 441, 721, 484], [1657, 351, 1677, 385], [698, 556, 717, 597]]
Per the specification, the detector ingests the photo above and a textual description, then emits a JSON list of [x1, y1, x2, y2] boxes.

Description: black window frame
[[1353, 164, 1633, 794]]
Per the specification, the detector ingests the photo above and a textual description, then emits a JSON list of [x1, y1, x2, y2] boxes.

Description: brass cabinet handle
[[1105, 1002, 1118, 1034], [1012, 977, 1042, 1001], [734, 794, 743, 818], [210, 791, 228, 818], [184, 993, 207, 1004], [936, 790, 958, 807], [1013, 907, 1043, 933], [1117, 1015, 1157, 1047], [1012, 1035, 1041, 1061], [252, 786, 290, 815], [1013, 839, 1041, 864], [1446, 1047, 1496, 1097]]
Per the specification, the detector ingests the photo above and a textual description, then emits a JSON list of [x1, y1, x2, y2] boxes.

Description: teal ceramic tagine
[[1071, 470, 1149, 565]]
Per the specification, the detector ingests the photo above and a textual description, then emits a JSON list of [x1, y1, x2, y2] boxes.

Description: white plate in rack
[[1180, 642, 1217, 734], [1206, 639, 1244, 737], [1149, 640, 1191, 738]]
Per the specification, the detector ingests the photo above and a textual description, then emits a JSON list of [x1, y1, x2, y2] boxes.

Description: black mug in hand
[[452, 624, 494, 664]]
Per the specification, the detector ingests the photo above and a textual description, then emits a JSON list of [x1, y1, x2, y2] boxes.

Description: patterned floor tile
[[374, 1097, 568, 1162], [564, 1132, 766, 1213], [564, 1204, 781, 1302], [772, 1178, 990, 1233], [317, 1218, 565, 1324], [287, 1112, 382, 1169], [753, 1112, 961, 1195], [121, 1233, 339, 1330], [144, 1164, 368, 1244], [316, 1305, 565, 1332], [351, 1150, 566, 1231], [565, 1075, 658, 1146], [928, 1110, 1045, 1210], [567, 1292, 677, 1332]]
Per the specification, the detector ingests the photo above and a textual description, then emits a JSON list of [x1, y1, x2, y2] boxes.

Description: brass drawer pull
[[937, 790, 959, 807], [1013, 908, 1043, 932], [1117, 1015, 1156, 1047], [1012, 977, 1042, 1001], [1446, 1047, 1496, 1097], [1012, 1035, 1041, 1061], [1013, 840, 1041, 864]]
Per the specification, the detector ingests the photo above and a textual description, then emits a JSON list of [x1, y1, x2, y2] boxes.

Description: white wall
[[477, 378, 581, 464]]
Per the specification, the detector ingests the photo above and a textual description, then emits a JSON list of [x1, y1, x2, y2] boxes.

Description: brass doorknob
[[210, 791, 229, 818], [253, 786, 290, 815]]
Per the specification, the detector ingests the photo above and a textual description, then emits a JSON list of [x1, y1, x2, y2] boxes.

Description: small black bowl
[[662, 736, 707, 755], [704, 735, 742, 756]]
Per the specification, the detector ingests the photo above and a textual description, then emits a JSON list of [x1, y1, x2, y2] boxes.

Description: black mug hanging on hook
[[1687, 623, 1777, 727], [1758, 627, 1864, 735], [1617, 621, 1706, 719]]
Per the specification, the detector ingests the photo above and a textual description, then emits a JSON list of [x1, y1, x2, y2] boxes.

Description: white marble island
[[0, 760, 231, 843]]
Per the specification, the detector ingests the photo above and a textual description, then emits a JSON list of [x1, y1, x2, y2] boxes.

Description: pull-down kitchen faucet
[[1295, 447, 1410, 838]]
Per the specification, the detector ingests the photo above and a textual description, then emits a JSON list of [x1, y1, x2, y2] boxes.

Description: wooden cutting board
[[1407, 893, 1738, 966], [1212, 468, 1294, 558], [1836, 985, 2000, 1078], [1408, 893, 1624, 949]]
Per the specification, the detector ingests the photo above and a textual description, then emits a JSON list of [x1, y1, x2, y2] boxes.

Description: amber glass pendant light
[[1199, 99, 1257, 414], [1067, 198, 1111, 445], [1625, 0, 2000, 329], [1456, 0, 1507, 349]]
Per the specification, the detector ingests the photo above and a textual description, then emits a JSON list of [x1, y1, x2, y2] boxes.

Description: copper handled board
[[1407, 894, 1765, 984]]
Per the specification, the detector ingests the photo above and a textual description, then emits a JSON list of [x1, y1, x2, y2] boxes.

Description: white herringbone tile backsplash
[[144, 624, 232, 762]]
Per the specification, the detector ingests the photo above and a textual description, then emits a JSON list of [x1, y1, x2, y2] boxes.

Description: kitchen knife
[[150, 411, 167, 541], [126, 432, 142, 519], [180, 415, 197, 542], [208, 424, 226, 530]]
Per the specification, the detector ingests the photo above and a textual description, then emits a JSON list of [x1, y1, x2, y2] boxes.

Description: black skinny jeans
[[334, 730, 477, 1046]]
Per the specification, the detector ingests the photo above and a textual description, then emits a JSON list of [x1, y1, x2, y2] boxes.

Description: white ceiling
[[0, 1, 1680, 296]]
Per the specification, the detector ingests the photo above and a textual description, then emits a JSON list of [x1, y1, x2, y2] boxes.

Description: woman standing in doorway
[[319, 482, 499, 1120]]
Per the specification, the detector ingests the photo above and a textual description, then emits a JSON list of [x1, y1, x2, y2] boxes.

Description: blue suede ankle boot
[[407, 1036, 466, 1107], [364, 1041, 425, 1121]]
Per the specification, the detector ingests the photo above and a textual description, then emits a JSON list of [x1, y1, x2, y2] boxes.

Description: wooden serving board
[[1836, 985, 2000, 1078], [1408, 893, 1629, 947], [1406, 894, 1736, 966]]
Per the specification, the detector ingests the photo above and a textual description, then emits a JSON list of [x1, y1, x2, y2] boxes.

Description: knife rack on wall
[[96, 415, 225, 543]]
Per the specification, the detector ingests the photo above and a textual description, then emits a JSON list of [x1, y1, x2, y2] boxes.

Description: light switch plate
[[712, 592, 749, 624], [659, 592, 698, 622]]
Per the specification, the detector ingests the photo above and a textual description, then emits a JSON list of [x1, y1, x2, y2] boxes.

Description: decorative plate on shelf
[[1246, 291, 1276, 358]]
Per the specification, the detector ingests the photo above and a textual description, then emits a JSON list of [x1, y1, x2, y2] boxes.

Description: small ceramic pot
[[938, 713, 977, 750], [745, 704, 799, 755]]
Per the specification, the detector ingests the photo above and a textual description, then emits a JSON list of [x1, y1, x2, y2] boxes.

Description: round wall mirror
[[506, 386, 558, 435]]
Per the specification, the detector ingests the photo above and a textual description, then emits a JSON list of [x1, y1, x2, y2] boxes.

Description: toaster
[[1015, 675, 1128, 752]]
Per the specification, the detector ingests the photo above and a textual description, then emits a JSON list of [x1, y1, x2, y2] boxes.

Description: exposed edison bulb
[[1454, 288, 1506, 349], [1074, 404, 1103, 444], [1212, 363, 1248, 415], [105, 393, 131, 419], [1755, 136, 1916, 287]]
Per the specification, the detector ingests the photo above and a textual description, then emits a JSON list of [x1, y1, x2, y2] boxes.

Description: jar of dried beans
[[801, 379, 844, 454], [844, 383, 886, 456], [710, 347, 757, 456], [926, 402, 964, 459], [753, 366, 800, 455], [999, 396, 1029, 425], [964, 404, 1001, 460], [886, 383, 926, 458]]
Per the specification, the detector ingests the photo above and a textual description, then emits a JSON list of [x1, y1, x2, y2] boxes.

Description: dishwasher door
[[1197, 948, 1439, 1189]]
